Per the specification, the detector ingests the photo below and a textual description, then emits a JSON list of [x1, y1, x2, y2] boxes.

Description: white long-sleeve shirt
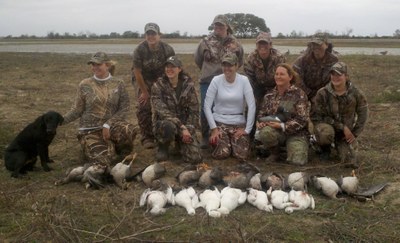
[[204, 73, 256, 134]]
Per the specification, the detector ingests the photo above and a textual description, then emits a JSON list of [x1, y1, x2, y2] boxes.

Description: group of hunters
[[63, 14, 369, 169]]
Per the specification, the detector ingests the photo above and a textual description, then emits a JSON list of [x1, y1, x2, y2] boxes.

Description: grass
[[0, 47, 400, 241]]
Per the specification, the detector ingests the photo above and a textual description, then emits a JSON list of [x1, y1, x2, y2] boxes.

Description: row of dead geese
[[55, 154, 361, 215]]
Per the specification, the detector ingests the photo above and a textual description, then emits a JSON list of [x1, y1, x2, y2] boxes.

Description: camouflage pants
[[314, 123, 358, 163], [77, 120, 138, 165], [212, 123, 250, 161], [257, 126, 308, 165], [154, 120, 202, 163], [136, 82, 155, 143]]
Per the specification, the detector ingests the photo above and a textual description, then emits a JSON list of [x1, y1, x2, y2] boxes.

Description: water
[[0, 42, 399, 55]]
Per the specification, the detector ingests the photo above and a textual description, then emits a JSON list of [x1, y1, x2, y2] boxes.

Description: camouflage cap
[[256, 32, 272, 43], [165, 56, 182, 67], [330, 62, 348, 75], [310, 33, 328, 45], [212, 14, 233, 34], [87, 52, 110, 64], [144, 22, 160, 34], [212, 14, 229, 26], [221, 52, 238, 65]]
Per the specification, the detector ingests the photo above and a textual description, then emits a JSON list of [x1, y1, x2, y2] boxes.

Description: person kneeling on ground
[[204, 53, 256, 162], [256, 63, 309, 165], [311, 62, 368, 168], [150, 56, 202, 163], [63, 52, 137, 166]]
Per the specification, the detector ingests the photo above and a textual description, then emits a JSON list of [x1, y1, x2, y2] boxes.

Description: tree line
[[2, 13, 399, 39]]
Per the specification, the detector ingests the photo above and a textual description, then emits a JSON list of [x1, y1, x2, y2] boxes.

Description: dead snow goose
[[287, 172, 308, 191], [247, 188, 273, 212], [285, 189, 315, 214], [217, 186, 247, 215], [198, 186, 221, 218], [337, 170, 359, 195], [174, 187, 199, 215], [139, 185, 174, 215], [267, 187, 293, 210]]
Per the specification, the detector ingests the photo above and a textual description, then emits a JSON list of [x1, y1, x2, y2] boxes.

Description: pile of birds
[[55, 154, 365, 216]]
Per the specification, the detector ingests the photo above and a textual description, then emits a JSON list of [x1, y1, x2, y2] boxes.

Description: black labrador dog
[[4, 111, 64, 178]]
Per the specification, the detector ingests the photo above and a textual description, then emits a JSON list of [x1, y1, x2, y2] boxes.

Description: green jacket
[[151, 73, 200, 130], [312, 81, 368, 137]]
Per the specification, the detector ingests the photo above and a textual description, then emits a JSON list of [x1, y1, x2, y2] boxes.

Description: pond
[[0, 42, 399, 55]]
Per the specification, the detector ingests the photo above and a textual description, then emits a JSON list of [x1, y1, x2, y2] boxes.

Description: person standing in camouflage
[[293, 33, 338, 109], [132, 23, 175, 149], [194, 14, 244, 149], [204, 53, 256, 161], [244, 32, 286, 106], [312, 62, 368, 168], [151, 56, 202, 163], [63, 52, 137, 166], [256, 63, 309, 165]]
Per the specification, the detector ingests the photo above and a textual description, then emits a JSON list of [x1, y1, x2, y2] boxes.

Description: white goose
[[337, 170, 359, 195], [174, 187, 199, 215], [267, 187, 293, 210], [139, 186, 174, 215], [198, 187, 221, 218], [287, 172, 308, 191], [312, 176, 343, 200], [217, 186, 247, 215], [247, 188, 273, 212], [285, 189, 315, 214]]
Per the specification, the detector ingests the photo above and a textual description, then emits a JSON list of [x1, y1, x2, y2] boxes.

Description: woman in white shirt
[[204, 53, 256, 161]]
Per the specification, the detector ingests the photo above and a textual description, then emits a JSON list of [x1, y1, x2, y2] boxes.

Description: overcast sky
[[0, 0, 399, 37]]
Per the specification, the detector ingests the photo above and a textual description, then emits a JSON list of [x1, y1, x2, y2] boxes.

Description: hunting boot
[[156, 142, 170, 162], [319, 145, 331, 162], [265, 146, 280, 163]]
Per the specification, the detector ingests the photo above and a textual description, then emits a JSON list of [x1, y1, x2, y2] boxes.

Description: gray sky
[[0, 0, 399, 37]]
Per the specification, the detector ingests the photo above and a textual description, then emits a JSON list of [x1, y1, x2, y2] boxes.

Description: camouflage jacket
[[292, 51, 338, 100], [312, 81, 368, 137], [151, 73, 200, 130], [63, 76, 130, 129], [132, 40, 175, 83], [194, 33, 244, 83], [258, 85, 309, 136], [244, 48, 286, 99]]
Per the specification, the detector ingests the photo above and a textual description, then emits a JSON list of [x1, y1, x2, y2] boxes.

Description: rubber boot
[[156, 142, 170, 162], [265, 146, 280, 163], [319, 145, 331, 162]]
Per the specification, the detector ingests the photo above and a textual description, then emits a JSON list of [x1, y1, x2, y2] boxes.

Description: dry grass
[[1, 50, 400, 242]]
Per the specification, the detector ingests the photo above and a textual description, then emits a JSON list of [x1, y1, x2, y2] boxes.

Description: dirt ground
[[0, 52, 400, 242]]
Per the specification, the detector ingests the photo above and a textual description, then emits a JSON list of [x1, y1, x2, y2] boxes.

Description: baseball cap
[[212, 14, 229, 26], [310, 33, 328, 45], [87, 52, 110, 65], [256, 32, 272, 43], [144, 23, 160, 34], [221, 52, 238, 65], [330, 62, 348, 75], [165, 56, 182, 67]]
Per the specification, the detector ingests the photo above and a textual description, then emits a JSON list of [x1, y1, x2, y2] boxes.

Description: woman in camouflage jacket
[[256, 63, 310, 165], [151, 56, 202, 163], [63, 52, 137, 166], [312, 62, 368, 168]]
